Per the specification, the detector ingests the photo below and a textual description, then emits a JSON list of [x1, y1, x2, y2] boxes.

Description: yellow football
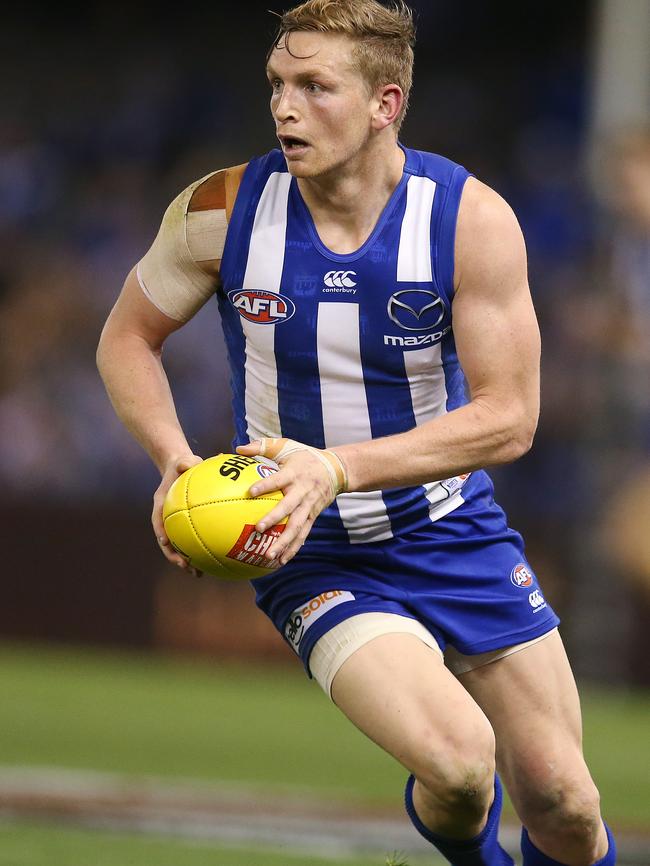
[[162, 453, 286, 579]]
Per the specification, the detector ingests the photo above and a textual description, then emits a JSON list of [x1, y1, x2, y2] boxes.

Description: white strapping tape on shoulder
[[136, 172, 224, 322]]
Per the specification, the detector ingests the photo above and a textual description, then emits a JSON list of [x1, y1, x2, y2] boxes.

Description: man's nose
[[274, 86, 299, 122]]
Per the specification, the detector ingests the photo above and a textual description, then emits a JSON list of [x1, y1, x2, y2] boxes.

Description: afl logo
[[256, 463, 277, 478], [510, 563, 534, 588], [228, 289, 295, 325], [387, 290, 445, 331]]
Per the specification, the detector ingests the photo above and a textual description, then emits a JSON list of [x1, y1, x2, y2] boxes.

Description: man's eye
[[270, 80, 282, 92]]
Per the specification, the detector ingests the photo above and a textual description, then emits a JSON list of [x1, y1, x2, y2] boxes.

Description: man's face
[[266, 31, 377, 179]]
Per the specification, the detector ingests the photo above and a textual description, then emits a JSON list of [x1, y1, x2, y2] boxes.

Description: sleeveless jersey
[[218, 144, 494, 546]]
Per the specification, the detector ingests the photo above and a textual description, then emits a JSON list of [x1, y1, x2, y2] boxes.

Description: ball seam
[[189, 497, 282, 507], [187, 513, 227, 570], [184, 463, 227, 571]]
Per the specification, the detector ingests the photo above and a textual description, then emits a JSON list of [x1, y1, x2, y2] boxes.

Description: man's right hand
[[152, 454, 204, 576]]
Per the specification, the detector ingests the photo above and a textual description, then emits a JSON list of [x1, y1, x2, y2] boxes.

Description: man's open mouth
[[279, 136, 309, 153]]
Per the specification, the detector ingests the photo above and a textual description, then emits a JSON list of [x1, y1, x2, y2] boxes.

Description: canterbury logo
[[529, 590, 546, 610], [324, 270, 357, 288]]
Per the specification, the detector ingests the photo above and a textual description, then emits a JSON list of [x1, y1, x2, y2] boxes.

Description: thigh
[[458, 629, 589, 809], [330, 631, 493, 774]]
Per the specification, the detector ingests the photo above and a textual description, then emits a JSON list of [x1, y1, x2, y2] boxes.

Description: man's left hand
[[236, 438, 347, 567]]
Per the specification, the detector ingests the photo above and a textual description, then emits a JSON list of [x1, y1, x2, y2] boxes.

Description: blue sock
[[521, 823, 617, 865], [404, 773, 514, 865]]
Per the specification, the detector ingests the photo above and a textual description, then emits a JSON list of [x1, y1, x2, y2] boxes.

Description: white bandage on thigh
[[309, 612, 443, 700], [444, 627, 558, 676]]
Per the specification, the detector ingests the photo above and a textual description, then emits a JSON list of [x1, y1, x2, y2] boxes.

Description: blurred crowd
[[1, 3, 648, 680]]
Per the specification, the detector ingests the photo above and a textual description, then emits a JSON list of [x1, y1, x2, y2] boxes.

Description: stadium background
[[1, 1, 648, 863]]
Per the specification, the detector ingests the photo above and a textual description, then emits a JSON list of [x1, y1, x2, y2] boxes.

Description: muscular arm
[[97, 165, 245, 568], [97, 267, 208, 572], [334, 177, 540, 490], [97, 164, 247, 467], [96, 267, 196, 473]]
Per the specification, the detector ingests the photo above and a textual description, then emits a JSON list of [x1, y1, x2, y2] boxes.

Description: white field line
[[0, 765, 478, 860], [0, 766, 646, 864]]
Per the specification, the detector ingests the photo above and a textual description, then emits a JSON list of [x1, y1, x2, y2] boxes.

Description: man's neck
[[296, 137, 405, 255]]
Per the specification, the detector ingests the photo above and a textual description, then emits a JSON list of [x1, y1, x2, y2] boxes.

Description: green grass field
[[0, 821, 436, 866], [0, 642, 648, 865]]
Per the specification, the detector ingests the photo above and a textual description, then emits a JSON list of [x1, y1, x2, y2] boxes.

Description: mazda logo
[[387, 290, 446, 331]]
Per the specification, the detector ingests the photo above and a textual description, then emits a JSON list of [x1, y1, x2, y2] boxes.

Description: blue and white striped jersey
[[218, 144, 494, 545]]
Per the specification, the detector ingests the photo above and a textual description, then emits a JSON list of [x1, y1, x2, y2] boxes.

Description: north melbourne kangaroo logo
[[324, 270, 357, 288]]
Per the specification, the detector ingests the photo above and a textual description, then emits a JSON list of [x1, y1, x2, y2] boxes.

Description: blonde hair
[[270, 0, 416, 129]]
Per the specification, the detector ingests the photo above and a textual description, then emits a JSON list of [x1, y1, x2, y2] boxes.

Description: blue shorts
[[253, 493, 560, 675]]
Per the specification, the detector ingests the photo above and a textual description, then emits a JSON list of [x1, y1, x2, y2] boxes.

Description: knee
[[523, 773, 602, 847], [415, 720, 496, 819]]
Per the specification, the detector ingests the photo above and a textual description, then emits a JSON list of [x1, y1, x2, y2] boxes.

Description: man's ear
[[371, 83, 404, 131]]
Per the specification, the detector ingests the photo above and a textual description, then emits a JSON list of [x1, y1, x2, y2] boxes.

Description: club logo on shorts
[[528, 589, 547, 612], [284, 591, 355, 653], [510, 563, 534, 588], [228, 289, 295, 324]]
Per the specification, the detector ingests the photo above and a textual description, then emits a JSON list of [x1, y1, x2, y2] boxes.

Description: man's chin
[[284, 159, 317, 178], [284, 156, 340, 182]]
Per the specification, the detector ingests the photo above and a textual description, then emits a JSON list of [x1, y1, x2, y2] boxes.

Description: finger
[[236, 440, 263, 457], [269, 523, 302, 562], [152, 512, 167, 544], [237, 438, 288, 460], [268, 501, 312, 560], [152, 489, 171, 533], [249, 471, 289, 500], [152, 512, 165, 537], [281, 515, 315, 562], [172, 553, 202, 578], [255, 492, 297, 533], [159, 538, 182, 565], [277, 537, 304, 567], [157, 535, 189, 568], [173, 554, 195, 572]]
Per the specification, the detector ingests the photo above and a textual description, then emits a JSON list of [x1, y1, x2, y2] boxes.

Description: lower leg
[[328, 632, 512, 864], [521, 822, 616, 866], [457, 632, 615, 866], [405, 773, 514, 866]]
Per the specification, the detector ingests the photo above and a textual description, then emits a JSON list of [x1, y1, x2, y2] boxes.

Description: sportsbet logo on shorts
[[284, 591, 355, 653]]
